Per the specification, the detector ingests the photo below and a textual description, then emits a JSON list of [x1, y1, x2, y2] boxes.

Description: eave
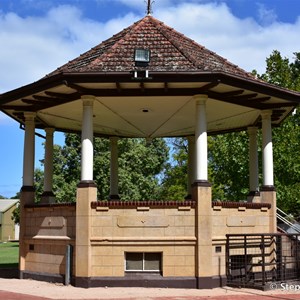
[[1, 71, 299, 138], [1, 71, 300, 104]]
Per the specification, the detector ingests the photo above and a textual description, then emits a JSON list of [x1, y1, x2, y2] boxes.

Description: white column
[[248, 127, 259, 192], [43, 128, 55, 192], [187, 136, 195, 196], [261, 110, 274, 186], [22, 112, 36, 187], [81, 96, 94, 182], [195, 95, 208, 181], [110, 137, 119, 199]]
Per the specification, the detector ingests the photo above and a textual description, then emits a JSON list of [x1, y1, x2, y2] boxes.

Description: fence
[[226, 233, 300, 290]]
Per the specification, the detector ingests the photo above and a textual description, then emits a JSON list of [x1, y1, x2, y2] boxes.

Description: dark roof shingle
[[47, 15, 253, 78]]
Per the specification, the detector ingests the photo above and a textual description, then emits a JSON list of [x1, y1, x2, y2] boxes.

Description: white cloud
[[155, 2, 300, 73], [257, 3, 277, 25], [0, 5, 137, 93], [0, 1, 300, 95]]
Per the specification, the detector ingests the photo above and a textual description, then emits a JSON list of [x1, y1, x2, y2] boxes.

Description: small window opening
[[134, 49, 150, 67], [215, 246, 222, 253], [125, 252, 161, 272]]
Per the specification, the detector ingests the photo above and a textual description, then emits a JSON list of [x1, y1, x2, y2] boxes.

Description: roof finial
[[146, 0, 155, 15]]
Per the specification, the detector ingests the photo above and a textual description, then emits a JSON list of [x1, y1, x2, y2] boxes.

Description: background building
[[0, 199, 19, 242]]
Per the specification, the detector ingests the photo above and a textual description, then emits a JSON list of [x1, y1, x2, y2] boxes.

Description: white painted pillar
[[81, 96, 94, 182], [22, 112, 36, 187], [261, 110, 274, 187], [195, 95, 208, 181], [43, 128, 55, 193], [248, 127, 259, 192], [110, 137, 119, 199], [187, 136, 195, 196]]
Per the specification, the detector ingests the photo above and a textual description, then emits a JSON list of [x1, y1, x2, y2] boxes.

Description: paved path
[[0, 291, 49, 300], [1, 278, 300, 300], [1, 290, 300, 300]]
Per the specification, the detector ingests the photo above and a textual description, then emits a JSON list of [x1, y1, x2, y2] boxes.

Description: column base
[[247, 191, 260, 203], [20, 186, 35, 205], [41, 191, 56, 204], [21, 185, 35, 192], [261, 185, 276, 191], [77, 180, 97, 188], [192, 180, 212, 187], [197, 276, 224, 289]]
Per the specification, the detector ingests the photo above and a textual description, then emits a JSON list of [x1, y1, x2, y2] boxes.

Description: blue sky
[[0, 0, 300, 198]]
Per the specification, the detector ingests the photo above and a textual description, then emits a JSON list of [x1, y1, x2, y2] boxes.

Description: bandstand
[[1, 13, 300, 288]]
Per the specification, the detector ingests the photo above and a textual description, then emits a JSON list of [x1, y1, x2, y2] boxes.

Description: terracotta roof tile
[[47, 16, 253, 79]]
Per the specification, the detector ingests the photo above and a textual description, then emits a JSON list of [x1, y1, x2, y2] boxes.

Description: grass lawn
[[0, 242, 19, 269]]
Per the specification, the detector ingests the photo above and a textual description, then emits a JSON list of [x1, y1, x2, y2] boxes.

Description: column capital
[[261, 110, 272, 119], [187, 135, 195, 143], [81, 95, 95, 106], [247, 126, 258, 135], [24, 112, 36, 121], [45, 127, 55, 135], [110, 136, 119, 143], [194, 94, 208, 105]]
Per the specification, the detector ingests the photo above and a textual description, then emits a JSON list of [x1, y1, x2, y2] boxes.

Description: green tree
[[10, 193, 21, 225], [159, 138, 188, 200], [11, 205, 20, 225], [256, 50, 300, 91], [208, 131, 252, 201], [34, 134, 169, 202]]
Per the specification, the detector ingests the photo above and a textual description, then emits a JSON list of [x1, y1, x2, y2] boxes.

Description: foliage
[[208, 131, 252, 201], [118, 138, 168, 200], [11, 205, 20, 225], [10, 193, 21, 225], [254, 50, 300, 91], [272, 112, 300, 214], [34, 134, 169, 202], [159, 138, 188, 200]]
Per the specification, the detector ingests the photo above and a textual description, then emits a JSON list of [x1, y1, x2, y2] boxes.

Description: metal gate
[[226, 233, 300, 289]]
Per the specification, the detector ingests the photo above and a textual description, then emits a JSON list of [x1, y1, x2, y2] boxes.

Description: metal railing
[[277, 208, 300, 234], [226, 233, 300, 290]]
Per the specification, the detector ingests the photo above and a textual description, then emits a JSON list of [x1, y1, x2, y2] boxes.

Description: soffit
[[1, 73, 298, 138]]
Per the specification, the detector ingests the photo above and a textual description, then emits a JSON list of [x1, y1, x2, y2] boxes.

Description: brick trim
[[91, 200, 196, 209], [212, 201, 271, 209], [24, 202, 76, 209]]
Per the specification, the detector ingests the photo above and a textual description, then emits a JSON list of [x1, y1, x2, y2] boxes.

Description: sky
[[0, 0, 300, 198]]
